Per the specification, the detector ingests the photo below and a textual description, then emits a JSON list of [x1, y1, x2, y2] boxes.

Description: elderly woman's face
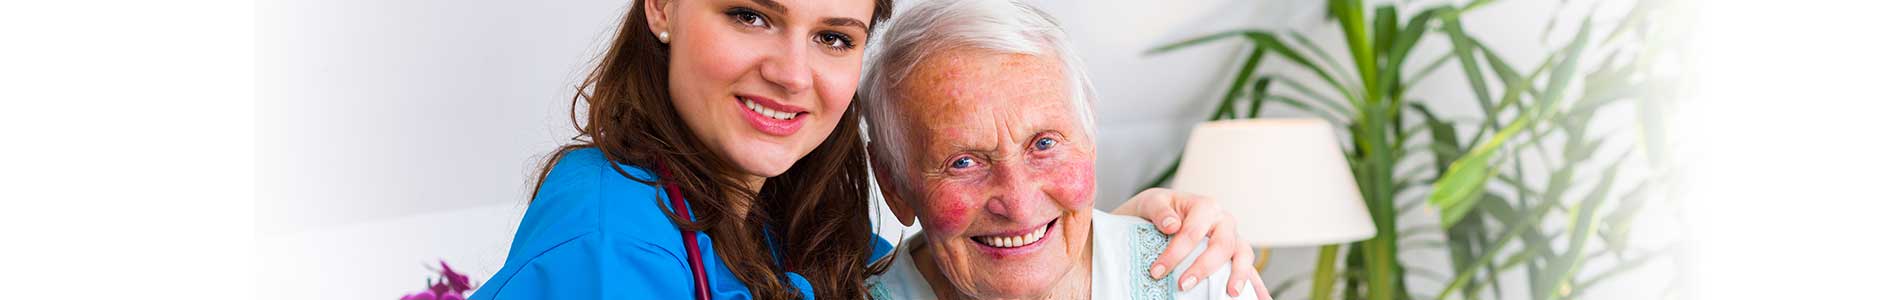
[[896, 50, 1097, 299]]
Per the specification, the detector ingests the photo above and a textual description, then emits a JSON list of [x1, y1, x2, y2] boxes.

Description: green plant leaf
[[1146, 31, 1247, 55], [1428, 115, 1528, 228], [1269, 96, 1348, 125], [1153, 30, 1359, 108], [1391, 6, 1451, 68], [1247, 77, 1274, 118], [1292, 31, 1358, 93], [1405, 52, 1457, 87], [1332, 0, 1380, 109], [1574, 246, 1670, 294], [1407, 103, 1464, 171], [1214, 47, 1270, 119], [1534, 160, 1623, 300], [1382, 6, 1453, 100], [1435, 177, 1564, 300], [1263, 74, 1355, 117], [1478, 193, 1559, 260], [1240, 31, 1359, 107], [1598, 180, 1654, 255], [1535, 17, 1594, 117], [1374, 6, 1397, 62]]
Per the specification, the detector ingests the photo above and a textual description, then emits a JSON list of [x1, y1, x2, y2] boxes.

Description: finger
[[1226, 266, 1267, 299], [1162, 189, 1208, 234], [1227, 245, 1257, 297], [1180, 216, 1238, 291], [1150, 198, 1218, 279], [1252, 274, 1272, 300], [1135, 188, 1183, 234]]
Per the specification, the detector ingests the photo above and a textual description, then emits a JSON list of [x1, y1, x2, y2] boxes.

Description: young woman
[[470, 0, 1263, 299]]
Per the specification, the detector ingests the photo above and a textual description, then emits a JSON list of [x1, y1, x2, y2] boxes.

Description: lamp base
[[1255, 247, 1271, 271]]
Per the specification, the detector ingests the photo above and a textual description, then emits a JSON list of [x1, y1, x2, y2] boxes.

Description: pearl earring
[[658, 31, 670, 44]]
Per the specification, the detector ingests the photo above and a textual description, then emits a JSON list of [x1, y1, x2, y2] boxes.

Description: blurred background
[[4, 0, 1898, 299]]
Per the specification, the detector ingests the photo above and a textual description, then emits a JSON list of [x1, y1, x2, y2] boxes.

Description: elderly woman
[[858, 0, 1266, 299]]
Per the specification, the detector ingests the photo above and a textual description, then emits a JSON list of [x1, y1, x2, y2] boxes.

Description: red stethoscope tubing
[[658, 164, 714, 300]]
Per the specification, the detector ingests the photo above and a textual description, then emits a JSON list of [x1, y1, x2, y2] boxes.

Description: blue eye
[[1033, 137, 1056, 151], [950, 157, 975, 169]]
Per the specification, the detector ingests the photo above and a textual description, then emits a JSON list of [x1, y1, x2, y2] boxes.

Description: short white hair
[[859, 0, 1099, 198]]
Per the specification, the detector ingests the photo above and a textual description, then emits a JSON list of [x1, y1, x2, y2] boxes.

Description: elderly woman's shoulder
[[1090, 211, 1181, 297], [1091, 210, 1257, 300]]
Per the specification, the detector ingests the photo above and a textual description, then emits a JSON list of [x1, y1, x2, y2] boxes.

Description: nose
[[983, 163, 1045, 222], [759, 37, 814, 95]]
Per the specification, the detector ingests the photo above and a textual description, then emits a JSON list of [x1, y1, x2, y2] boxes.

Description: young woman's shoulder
[[517, 147, 688, 249], [470, 147, 696, 299]]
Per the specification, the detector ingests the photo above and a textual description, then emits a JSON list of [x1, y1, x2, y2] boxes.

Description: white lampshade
[[1169, 118, 1375, 247]]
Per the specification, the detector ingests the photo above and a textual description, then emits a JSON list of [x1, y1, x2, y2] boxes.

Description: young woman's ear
[[867, 142, 917, 226], [643, 0, 675, 43]]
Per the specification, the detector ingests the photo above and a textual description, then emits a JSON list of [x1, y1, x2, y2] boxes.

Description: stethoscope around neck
[[658, 162, 910, 300], [655, 163, 714, 300]]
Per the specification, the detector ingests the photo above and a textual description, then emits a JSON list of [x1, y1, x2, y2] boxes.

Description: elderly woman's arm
[[1115, 188, 1271, 300]]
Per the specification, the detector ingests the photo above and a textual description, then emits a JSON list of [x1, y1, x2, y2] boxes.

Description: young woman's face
[[647, 0, 875, 182]]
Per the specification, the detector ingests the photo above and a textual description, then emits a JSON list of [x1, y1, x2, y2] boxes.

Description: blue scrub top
[[472, 148, 849, 299]]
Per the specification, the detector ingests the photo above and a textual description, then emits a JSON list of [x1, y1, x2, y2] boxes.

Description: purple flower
[[439, 260, 473, 293], [429, 281, 450, 295], [399, 260, 477, 300], [399, 291, 439, 300]]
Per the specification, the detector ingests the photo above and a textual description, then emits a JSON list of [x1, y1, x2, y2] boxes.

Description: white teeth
[[976, 222, 1050, 248], [743, 98, 796, 121]]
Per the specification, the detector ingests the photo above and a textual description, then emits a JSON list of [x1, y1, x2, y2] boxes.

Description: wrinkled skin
[[892, 49, 1096, 299]]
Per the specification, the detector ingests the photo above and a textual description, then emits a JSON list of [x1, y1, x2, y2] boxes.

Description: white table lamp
[[1170, 118, 1375, 248], [1168, 119, 1374, 300]]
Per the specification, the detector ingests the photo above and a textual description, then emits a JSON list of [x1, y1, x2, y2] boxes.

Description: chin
[[716, 136, 799, 175], [960, 246, 1075, 299], [968, 274, 1071, 300], [732, 153, 797, 178]]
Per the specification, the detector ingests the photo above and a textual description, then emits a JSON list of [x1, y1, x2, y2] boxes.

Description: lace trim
[[1132, 224, 1176, 300], [868, 280, 894, 300]]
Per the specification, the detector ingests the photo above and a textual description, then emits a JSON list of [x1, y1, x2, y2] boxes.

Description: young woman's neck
[[727, 174, 767, 218], [741, 174, 766, 193]]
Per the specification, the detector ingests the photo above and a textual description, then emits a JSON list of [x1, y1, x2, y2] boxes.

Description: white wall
[[256, 0, 630, 235], [255, 0, 630, 298]]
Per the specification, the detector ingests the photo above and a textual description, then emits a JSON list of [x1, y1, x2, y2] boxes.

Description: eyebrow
[[749, 0, 788, 13], [824, 17, 870, 34], [749, 0, 870, 34]]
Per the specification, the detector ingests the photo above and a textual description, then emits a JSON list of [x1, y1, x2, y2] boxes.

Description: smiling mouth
[[741, 97, 803, 120], [972, 219, 1057, 248]]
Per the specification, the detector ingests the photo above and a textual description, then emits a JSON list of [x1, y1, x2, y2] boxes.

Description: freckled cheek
[[1046, 162, 1097, 211], [920, 185, 978, 236]]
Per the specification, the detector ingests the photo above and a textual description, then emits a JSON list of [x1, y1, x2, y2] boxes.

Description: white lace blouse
[[866, 210, 1259, 300]]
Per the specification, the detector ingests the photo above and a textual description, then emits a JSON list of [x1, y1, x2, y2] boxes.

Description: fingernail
[[1163, 217, 1179, 229], [1149, 264, 1166, 279], [1229, 282, 1239, 296], [1180, 276, 1198, 291]]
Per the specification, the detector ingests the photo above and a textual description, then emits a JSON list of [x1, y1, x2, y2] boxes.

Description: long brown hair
[[531, 1, 893, 299]]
